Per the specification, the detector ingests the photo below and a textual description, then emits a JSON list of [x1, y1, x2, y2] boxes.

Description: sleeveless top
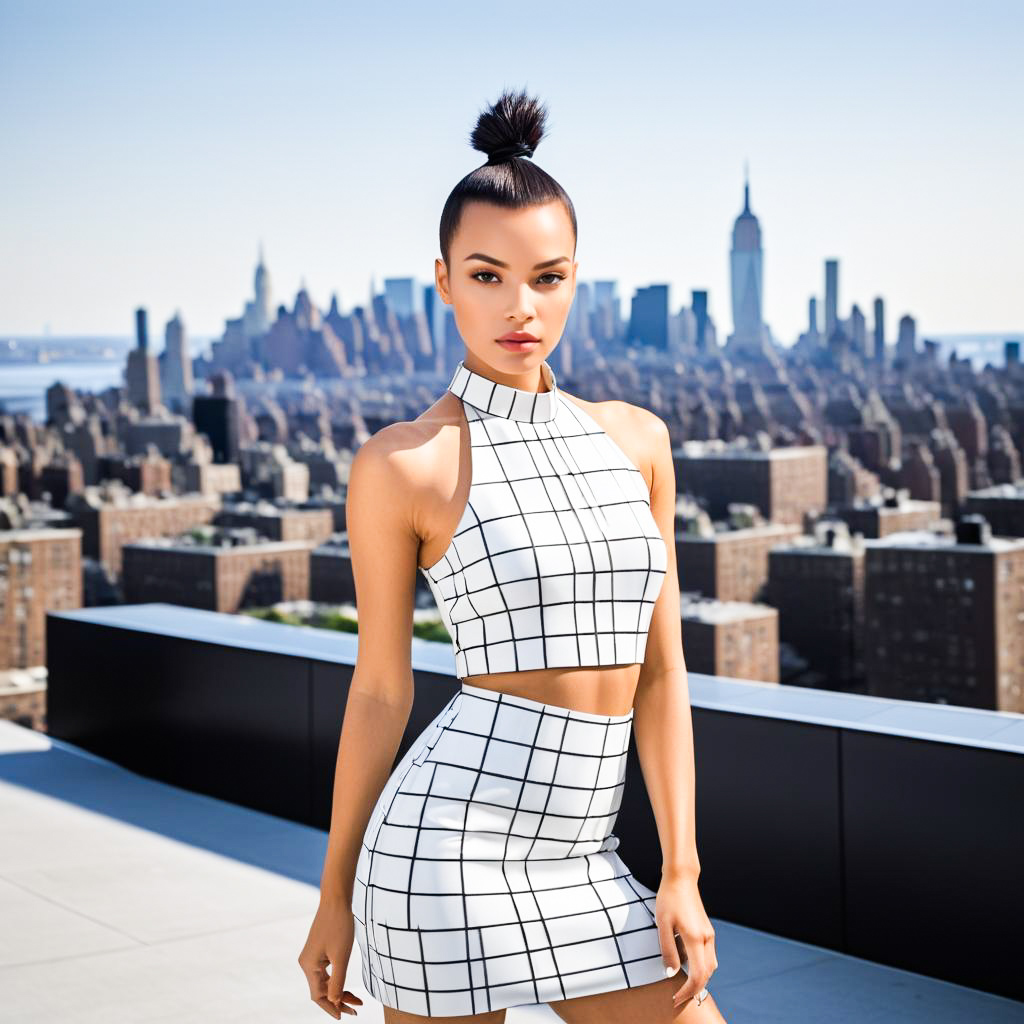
[[420, 359, 668, 679]]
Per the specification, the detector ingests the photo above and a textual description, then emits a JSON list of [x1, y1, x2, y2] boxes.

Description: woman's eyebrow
[[464, 253, 570, 270]]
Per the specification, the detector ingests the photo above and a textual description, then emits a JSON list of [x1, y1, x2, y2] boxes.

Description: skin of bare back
[[297, 199, 723, 1021]]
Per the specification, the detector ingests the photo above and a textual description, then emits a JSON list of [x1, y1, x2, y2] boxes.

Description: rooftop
[[69, 488, 218, 510], [0, 527, 83, 543], [2, 719, 1019, 1022], [676, 522, 801, 542], [8, 603, 1022, 1020], [220, 500, 329, 517], [679, 595, 777, 624], [865, 529, 1024, 552], [676, 441, 825, 461], [125, 537, 314, 555], [968, 483, 1024, 498]]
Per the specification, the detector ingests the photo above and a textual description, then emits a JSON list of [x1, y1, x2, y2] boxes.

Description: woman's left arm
[[631, 408, 718, 1008]]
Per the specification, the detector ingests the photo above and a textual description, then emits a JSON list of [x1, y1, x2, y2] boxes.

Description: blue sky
[[1, 0, 1021, 346]]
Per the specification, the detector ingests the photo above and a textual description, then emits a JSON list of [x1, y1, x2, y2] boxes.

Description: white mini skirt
[[352, 681, 690, 1017]]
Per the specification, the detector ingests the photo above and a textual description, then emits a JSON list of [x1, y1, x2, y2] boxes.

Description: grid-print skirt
[[351, 682, 678, 1017]]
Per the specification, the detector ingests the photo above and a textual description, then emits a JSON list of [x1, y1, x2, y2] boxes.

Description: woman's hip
[[361, 680, 634, 865]]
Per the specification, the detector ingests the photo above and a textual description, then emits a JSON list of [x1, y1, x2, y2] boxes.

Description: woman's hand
[[297, 897, 365, 1018], [655, 871, 718, 1010]]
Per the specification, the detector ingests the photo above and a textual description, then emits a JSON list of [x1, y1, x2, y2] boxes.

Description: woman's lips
[[496, 338, 540, 351]]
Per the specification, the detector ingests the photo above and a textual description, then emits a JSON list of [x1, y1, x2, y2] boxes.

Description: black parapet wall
[[45, 605, 1024, 1003], [46, 605, 459, 832]]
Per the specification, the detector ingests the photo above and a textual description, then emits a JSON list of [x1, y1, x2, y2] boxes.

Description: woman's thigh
[[547, 976, 726, 1024], [382, 1008, 506, 1024]]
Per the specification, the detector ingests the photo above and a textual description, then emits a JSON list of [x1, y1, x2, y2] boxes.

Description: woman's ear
[[435, 258, 451, 304]]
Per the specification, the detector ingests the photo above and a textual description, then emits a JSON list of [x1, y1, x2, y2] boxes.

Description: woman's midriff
[[459, 663, 642, 717]]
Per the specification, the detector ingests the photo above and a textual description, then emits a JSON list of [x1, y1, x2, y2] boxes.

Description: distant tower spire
[[252, 244, 272, 335], [728, 165, 771, 359]]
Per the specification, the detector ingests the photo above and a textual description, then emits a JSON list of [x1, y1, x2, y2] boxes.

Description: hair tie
[[486, 141, 533, 164]]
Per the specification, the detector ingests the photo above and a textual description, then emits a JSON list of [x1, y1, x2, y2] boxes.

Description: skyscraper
[[384, 278, 423, 318], [160, 310, 194, 414], [566, 280, 591, 346], [193, 395, 240, 464], [897, 314, 917, 365], [242, 243, 272, 337], [126, 307, 161, 414], [873, 297, 886, 367], [727, 170, 773, 358], [692, 290, 710, 353], [591, 281, 619, 346], [850, 303, 867, 357], [627, 284, 670, 351], [807, 296, 820, 348], [824, 259, 839, 344]]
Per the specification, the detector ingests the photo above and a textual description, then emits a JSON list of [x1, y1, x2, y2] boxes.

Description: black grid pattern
[[352, 683, 689, 1017], [421, 360, 669, 680]]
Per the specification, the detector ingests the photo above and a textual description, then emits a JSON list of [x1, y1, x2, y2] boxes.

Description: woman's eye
[[471, 270, 565, 285]]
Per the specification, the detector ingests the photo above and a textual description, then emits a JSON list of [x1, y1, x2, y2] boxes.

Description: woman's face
[[435, 199, 577, 381]]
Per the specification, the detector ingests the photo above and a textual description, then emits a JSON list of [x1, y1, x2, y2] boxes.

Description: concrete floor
[[0, 720, 1020, 1023]]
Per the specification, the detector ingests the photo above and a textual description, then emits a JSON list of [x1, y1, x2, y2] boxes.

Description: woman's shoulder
[[348, 392, 464, 509], [561, 389, 667, 443]]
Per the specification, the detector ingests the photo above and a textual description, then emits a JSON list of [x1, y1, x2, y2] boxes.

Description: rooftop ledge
[[49, 603, 1024, 755]]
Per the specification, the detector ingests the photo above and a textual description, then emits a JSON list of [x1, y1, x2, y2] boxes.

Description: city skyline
[[2, 0, 1021, 343]]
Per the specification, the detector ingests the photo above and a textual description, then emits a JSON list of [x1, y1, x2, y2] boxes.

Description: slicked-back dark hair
[[439, 88, 578, 267]]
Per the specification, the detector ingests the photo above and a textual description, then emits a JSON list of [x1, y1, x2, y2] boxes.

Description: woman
[[298, 88, 722, 1022]]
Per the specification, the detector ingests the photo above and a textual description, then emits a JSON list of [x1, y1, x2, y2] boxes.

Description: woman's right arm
[[298, 423, 427, 1017]]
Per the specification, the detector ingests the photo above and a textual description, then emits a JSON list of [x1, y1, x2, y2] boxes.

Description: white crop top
[[420, 359, 668, 679]]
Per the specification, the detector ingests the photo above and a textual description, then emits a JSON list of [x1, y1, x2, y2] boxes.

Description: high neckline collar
[[446, 359, 559, 423]]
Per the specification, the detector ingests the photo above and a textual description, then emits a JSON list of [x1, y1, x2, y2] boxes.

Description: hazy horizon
[[2, 0, 1021, 345]]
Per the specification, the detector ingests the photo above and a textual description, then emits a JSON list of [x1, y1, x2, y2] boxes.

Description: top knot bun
[[470, 87, 549, 166], [439, 88, 575, 266]]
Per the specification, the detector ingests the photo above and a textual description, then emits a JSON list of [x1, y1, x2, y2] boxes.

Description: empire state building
[[727, 173, 775, 361]]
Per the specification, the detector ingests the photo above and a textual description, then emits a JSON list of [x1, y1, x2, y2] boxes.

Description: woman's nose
[[506, 283, 537, 320]]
